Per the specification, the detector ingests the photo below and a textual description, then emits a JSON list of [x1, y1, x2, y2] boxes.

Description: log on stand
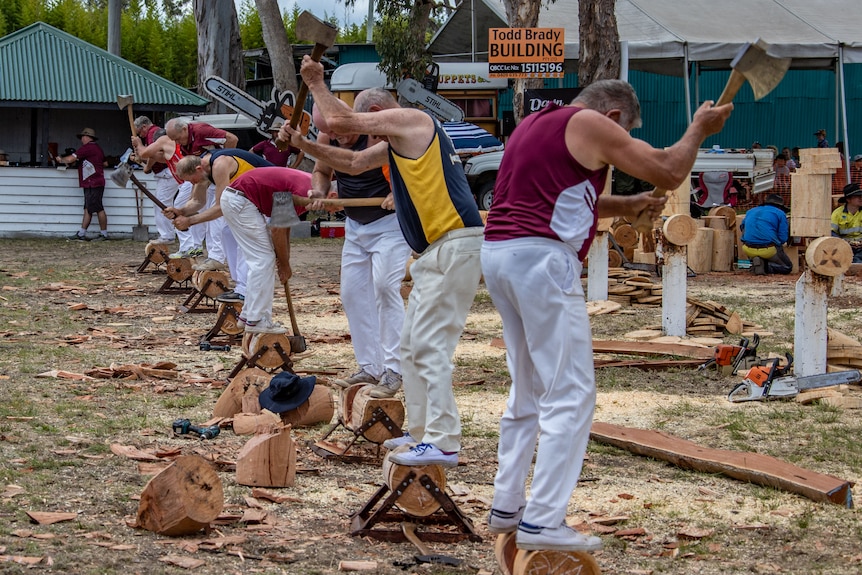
[[134, 455, 224, 536], [381, 445, 447, 517], [236, 424, 296, 487], [138, 241, 171, 273], [158, 257, 195, 294]]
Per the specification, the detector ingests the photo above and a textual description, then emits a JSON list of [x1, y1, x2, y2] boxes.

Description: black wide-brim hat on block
[[258, 372, 316, 413]]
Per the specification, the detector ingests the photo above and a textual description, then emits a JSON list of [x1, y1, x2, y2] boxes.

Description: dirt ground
[[1, 237, 862, 575]]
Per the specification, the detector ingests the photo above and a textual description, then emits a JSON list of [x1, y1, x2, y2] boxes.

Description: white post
[[794, 271, 831, 377], [587, 232, 609, 302], [662, 243, 688, 336]]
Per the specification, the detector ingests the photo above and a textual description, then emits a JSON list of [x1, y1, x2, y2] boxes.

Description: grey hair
[[175, 155, 201, 178], [353, 88, 398, 113], [166, 116, 191, 133], [574, 79, 642, 131], [134, 116, 153, 130]]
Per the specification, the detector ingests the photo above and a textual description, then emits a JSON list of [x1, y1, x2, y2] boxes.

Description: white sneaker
[[388, 443, 458, 468], [244, 318, 287, 334], [516, 521, 603, 552], [382, 433, 415, 450], [332, 369, 378, 389], [192, 258, 228, 271], [487, 507, 524, 534]]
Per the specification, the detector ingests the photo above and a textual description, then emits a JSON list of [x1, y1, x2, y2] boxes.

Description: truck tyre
[[477, 180, 495, 211]]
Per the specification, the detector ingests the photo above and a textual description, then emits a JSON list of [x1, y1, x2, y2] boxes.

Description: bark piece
[[135, 455, 224, 536], [236, 426, 296, 487], [592, 340, 713, 360]]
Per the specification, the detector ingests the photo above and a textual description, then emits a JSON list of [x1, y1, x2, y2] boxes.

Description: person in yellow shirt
[[831, 183, 862, 263]]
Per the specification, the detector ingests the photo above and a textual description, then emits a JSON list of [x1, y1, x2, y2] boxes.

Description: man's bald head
[[353, 88, 398, 113]]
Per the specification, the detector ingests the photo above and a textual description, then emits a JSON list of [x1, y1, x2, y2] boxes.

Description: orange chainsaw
[[697, 334, 760, 374], [728, 354, 861, 402]]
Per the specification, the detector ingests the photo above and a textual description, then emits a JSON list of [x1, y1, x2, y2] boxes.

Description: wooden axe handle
[[290, 43, 329, 130], [128, 172, 169, 210], [715, 69, 747, 107], [293, 196, 384, 208], [631, 188, 666, 235], [125, 106, 136, 137]]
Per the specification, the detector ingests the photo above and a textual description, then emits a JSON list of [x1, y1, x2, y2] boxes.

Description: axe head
[[296, 11, 338, 48], [117, 94, 134, 110], [268, 192, 302, 229], [730, 39, 791, 101], [110, 163, 132, 188]]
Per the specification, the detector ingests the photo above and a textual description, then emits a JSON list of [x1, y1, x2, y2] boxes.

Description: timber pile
[[805, 328, 862, 408], [684, 297, 757, 337], [605, 268, 662, 306]]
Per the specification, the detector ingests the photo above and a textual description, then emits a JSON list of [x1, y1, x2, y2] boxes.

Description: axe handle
[[632, 188, 667, 235], [715, 69, 746, 107], [293, 196, 384, 208], [283, 280, 302, 339], [125, 106, 136, 138], [290, 43, 329, 130], [128, 172, 169, 210]]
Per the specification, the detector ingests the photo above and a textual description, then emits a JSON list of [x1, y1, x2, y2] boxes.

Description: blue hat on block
[[258, 372, 316, 413]]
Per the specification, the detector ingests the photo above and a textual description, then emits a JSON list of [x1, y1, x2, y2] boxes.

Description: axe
[[632, 39, 791, 235], [117, 94, 146, 226], [276, 11, 337, 150], [268, 194, 307, 353], [110, 163, 169, 211]]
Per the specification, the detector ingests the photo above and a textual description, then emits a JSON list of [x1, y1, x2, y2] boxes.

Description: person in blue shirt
[[740, 194, 792, 275]]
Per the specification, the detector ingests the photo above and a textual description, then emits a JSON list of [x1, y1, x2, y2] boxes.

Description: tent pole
[[838, 45, 850, 183], [684, 44, 692, 126]]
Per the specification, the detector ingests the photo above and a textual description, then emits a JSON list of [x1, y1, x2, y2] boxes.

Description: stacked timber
[[605, 269, 662, 306], [791, 149, 842, 237], [684, 298, 760, 338], [795, 328, 862, 408]]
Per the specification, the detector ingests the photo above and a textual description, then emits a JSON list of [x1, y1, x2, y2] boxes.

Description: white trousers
[[204, 184, 225, 263], [153, 171, 178, 241], [341, 214, 411, 378], [220, 191, 275, 323], [402, 227, 483, 453], [222, 224, 248, 296], [481, 237, 595, 529], [174, 182, 203, 252]]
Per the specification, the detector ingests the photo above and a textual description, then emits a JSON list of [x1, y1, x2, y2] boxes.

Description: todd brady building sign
[[488, 27, 564, 79]]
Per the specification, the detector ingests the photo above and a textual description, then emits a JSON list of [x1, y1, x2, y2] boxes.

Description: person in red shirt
[[133, 116, 178, 245], [56, 128, 108, 241], [251, 119, 301, 167]]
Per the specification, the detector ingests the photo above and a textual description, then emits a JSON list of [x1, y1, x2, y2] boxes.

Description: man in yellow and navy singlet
[[282, 57, 483, 468]]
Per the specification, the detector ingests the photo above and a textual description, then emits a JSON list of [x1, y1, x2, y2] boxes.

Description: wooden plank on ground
[[594, 359, 705, 370], [590, 422, 854, 507], [592, 340, 714, 360]]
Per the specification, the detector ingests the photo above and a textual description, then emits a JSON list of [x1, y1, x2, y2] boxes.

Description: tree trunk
[[501, 0, 544, 124], [194, 0, 245, 113], [579, 0, 621, 85], [254, 0, 298, 94]]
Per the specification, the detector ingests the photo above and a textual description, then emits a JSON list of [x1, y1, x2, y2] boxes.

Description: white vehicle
[[463, 150, 503, 211]]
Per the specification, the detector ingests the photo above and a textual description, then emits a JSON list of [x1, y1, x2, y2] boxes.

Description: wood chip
[[26, 511, 77, 525]]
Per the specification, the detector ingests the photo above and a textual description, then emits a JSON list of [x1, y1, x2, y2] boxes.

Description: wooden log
[[711, 228, 735, 272], [612, 223, 638, 248], [662, 214, 698, 246], [232, 409, 282, 435], [804, 236, 853, 277], [686, 226, 714, 274], [701, 215, 727, 231], [338, 560, 378, 571], [512, 549, 602, 575], [192, 269, 230, 298], [495, 532, 518, 575], [244, 332, 291, 369], [785, 244, 800, 274], [382, 446, 447, 517], [590, 422, 854, 506], [144, 241, 170, 264], [790, 173, 832, 237], [707, 205, 737, 230], [212, 367, 271, 419], [166, 257, 193, 282], [135, 455, 224, 536], [607, 248, 622, 268], [236, 425, 296, 487], [350, 388, 405, 443], [632, 249, 656, 264], [217, 302, 244, 335], [281, 384, 335, 428]]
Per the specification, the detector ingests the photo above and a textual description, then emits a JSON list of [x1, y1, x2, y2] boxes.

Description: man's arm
[[170, 181, 209, 229], [569, 100, 733, 191], [597, 190, 666, 220], [298, 56, 434, 159], [223, 131, 239, 149], [281, 124, 389, 175]]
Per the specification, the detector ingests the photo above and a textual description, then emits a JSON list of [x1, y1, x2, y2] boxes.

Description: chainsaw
[[698, 333, 760, 375], [727, 353, 861, 402]]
